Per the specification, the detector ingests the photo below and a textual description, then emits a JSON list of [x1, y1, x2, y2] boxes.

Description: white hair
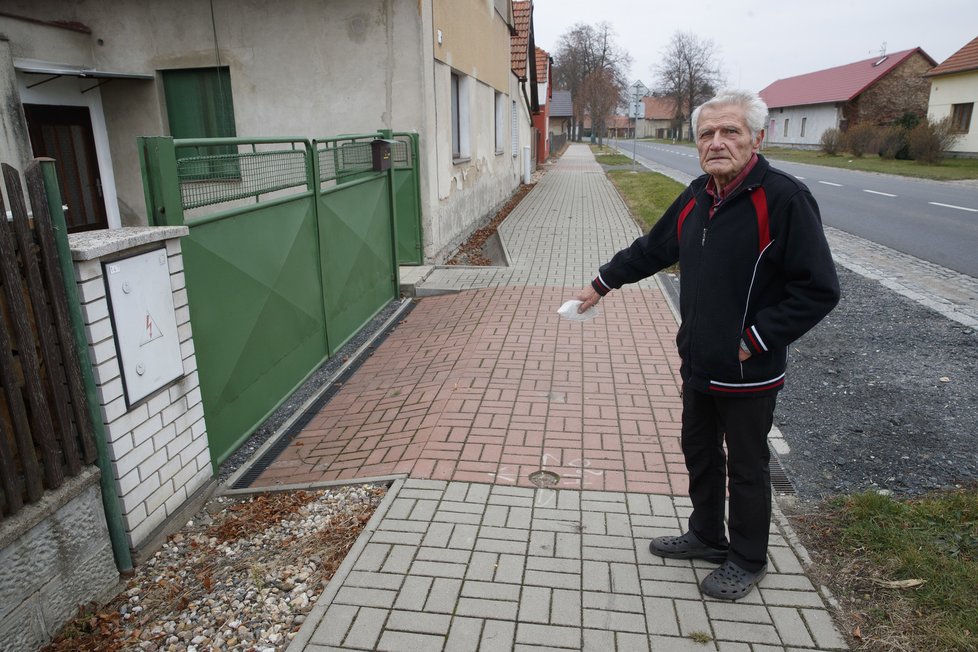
[[691, 90, 769, 138]]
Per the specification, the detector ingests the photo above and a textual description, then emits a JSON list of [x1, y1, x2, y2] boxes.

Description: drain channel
[[768, 443, 796, 495]]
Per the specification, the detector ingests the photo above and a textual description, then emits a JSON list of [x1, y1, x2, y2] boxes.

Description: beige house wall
[[928, 71, 978, 155], [432, 0, 512, 93]]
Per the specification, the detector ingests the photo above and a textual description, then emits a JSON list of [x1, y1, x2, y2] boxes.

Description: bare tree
[[553, 22, 631, 141], [653, 31, 724, 141], [581, 68, 622, 146]]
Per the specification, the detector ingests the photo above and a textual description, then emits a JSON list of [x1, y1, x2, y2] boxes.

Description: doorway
[[23, 104, 109, 232]]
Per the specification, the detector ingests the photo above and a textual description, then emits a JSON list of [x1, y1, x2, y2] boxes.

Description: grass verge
[[591, 144, 635, 167], [792, 488, 978, 651], [605, 169, 685, 232], [762, 147, 978, 181]]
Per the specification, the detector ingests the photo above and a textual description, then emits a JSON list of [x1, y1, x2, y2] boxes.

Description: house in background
[[925, 35, 978, 155], [637, 96, 679, 139], [533, 46, 552, 164], [510, 1, 538, 169], [0, 0, 533, 263], [550, 90, 574, 141], [759, 48, 936, 148]]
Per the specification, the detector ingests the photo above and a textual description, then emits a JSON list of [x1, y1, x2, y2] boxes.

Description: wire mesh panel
[[391, 138, 412, 168], [175, 143, 310, 210], [316, 139, 377, 186]]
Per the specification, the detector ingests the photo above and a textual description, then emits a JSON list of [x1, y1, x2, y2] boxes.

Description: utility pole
[[629, 80, 648, 171]]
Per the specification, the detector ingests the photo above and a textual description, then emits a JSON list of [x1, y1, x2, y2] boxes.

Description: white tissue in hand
[[557, 300, 599, 321]]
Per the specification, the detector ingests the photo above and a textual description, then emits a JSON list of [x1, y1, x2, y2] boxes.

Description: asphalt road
[[611, 138, 978, 278]]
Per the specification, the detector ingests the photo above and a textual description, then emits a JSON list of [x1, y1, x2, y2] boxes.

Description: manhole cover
[[528, 470, 560, 488]]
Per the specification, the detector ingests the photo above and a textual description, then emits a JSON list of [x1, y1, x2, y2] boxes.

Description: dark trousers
[[681, 387, 776, 572]]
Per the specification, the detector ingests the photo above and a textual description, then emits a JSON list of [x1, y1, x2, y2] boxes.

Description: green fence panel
[[139, 133, 405, 468], [318, 174, 397, 354], [182, 197, 327, 466]]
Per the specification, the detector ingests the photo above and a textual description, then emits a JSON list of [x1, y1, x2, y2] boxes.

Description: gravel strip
[[777, 265, 978, 498], [45, 485, 386, 652]]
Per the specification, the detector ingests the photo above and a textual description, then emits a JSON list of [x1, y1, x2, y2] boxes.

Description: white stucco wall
[[763, 104, 841, 149], [927, 71, 978, 154]]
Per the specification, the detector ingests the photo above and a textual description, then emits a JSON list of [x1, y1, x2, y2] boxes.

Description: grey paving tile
[[480, 620, 517, 652], [769, 606, 815, 648], [802, 607, 850, 649], [456, 596, 519, 620], [385, 610, 452, 635], [712, 620, 781, 645], [376, 630, 445, 651], [518, 585, 551, 623], [551, 588, 582, 627], [309, 604, 357, 646], [444, 616, 483, 652], [393, 575, 431, 611], [643, 596, 680, 636], [333, 587, 397, 609], [462, 579, 521, 602], [425, 577, 462, 614], [344, 606, 388, 649], [516, 622, 582, 648]]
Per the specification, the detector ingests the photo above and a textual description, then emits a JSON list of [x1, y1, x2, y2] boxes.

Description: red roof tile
[[926, 35, 978, 77], [535, 47, 549, 83], [759, 48, 936, 108], [511, 1, 532, 79]]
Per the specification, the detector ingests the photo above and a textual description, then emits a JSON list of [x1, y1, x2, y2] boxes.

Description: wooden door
[[23, 104, 108, 232]]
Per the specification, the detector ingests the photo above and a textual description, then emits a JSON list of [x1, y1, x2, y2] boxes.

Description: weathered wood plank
[[0, 169, 62, 490], [25, 160, 98, 464], [4, 164, 81, 476], [0, 192, 44, 503]]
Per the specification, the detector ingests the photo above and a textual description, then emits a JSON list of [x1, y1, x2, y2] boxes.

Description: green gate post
[[138, 136, 184, 226], [31, 159, 134, 572], [380, 129, 400, 294]]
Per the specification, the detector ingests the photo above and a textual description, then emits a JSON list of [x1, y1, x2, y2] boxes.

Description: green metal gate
[[138, 131, 422, 467]]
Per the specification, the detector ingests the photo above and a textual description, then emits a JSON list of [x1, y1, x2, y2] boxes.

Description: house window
[[450, 72, 471, 161], [951, 103, 973, 133], [800, 117, 807, 138], [162, 67, 237, 178], [783, 118, 789, 138], [495, 92, 505, 154]]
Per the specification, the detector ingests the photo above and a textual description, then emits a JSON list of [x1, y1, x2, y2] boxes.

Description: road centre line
[[818, 181, 843, 187], [929, 201, 978, 213], [863, 189, 897, 197]]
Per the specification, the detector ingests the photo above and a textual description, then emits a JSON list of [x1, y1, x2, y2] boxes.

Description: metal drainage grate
[[528, 470, 560, 488], [768, 443, 796, 495]]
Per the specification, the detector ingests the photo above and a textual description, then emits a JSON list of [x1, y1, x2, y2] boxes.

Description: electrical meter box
[[371, 138, 394, 171], [104, 249, 184, 406]]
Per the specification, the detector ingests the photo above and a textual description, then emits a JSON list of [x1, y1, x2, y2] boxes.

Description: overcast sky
[[532, 0, 978, 94]]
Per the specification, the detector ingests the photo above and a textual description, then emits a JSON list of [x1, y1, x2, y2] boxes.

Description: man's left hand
[[738, 348, 751, 362]]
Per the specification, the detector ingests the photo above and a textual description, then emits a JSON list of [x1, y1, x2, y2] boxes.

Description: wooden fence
[[0, 162, 97, 520]]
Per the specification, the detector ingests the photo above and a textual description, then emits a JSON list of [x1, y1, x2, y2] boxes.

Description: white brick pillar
[[69, 227, 213, 556]]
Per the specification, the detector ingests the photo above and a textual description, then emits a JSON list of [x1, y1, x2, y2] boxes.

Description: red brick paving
[[251, 284, 686, 495]]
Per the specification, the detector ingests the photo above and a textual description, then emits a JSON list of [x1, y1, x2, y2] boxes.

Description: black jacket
[[593, 155, 840, 397]]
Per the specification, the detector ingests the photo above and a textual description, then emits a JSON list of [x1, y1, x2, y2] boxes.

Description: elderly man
[[576, 90, 839, 600]]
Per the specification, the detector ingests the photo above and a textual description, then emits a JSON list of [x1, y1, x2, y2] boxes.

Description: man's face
[[695, 104, 764, 188]]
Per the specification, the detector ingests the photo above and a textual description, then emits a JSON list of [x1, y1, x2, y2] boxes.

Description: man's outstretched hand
[[576, 285, 602, 312]]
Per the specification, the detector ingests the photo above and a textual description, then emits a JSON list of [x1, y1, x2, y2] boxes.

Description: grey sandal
[[649, 531, 727, 563], [700, 560, 767, 600]]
